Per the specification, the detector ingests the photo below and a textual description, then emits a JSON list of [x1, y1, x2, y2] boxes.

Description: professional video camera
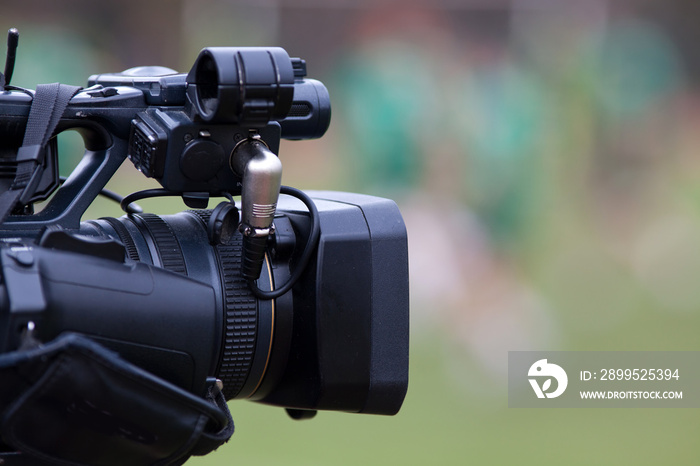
[[0, 29, 409, 466]]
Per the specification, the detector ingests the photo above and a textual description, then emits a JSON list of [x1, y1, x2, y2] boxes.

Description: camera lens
[[48, 192, 406, 415], [87, 210, 292, 400]]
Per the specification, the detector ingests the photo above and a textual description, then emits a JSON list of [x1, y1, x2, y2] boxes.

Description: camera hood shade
[[186, 47, 295, 126]]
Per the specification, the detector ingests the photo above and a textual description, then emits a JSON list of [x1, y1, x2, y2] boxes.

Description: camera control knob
[[86, 87, 119, 98]]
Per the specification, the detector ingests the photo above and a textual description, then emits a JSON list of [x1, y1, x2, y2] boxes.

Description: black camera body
[[0, 35, 408, 466]]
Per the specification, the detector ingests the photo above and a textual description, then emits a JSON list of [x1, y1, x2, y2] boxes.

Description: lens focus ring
[[189, 210, 257, 400]]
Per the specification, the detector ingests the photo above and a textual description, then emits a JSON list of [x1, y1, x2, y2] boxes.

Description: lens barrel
[[86, 210, 291, 401], [72, 191, 408, 415]]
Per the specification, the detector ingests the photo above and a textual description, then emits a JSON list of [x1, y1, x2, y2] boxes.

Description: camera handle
[[0, 104, 126, 234], [0, 332, 234, 465], [0, 83, 82, 226]]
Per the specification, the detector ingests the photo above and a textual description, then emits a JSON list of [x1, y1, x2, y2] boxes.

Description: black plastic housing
[[0, 45, 407, 425], [0, 192, 409, 415], [260, 192, 409, 414]]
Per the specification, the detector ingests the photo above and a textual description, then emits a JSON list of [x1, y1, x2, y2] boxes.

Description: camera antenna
[[1, 28, 19, 89]]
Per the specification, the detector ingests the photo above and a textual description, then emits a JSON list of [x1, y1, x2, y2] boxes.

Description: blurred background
[[2, 0, 700, 464]]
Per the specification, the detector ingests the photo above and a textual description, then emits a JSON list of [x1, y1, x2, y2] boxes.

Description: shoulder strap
[[0, 83, 81, 224]]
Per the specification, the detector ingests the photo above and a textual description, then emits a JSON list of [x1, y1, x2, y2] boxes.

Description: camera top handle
[[0, 87, 140, 235], [0, 33, 331, 237]]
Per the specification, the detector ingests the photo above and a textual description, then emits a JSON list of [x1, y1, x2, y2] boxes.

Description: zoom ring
[[98, 217, 140, 262], [133, 213, 187, 275], [189, 210, 257, 400]]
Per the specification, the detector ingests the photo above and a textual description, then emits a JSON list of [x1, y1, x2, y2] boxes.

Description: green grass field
[[189, 331, 700, 466]]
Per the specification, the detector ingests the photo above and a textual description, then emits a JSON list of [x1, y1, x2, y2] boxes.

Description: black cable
[[248, 185, 320, 300], [120, 188, 177, 213], [100, 188, 143, 214], [119, 186, 318, 300], [119, 189, 234, 213]]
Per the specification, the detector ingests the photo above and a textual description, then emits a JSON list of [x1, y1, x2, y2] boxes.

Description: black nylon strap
[[0, 83, 81, 224], [23, 83, 80, 148], [0, 334, 233, 466], [189, 387, 235, 457]]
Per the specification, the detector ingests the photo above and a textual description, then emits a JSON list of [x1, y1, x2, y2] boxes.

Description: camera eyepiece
[[193, 53, 219, 119], [186, 47, 296, 126]]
